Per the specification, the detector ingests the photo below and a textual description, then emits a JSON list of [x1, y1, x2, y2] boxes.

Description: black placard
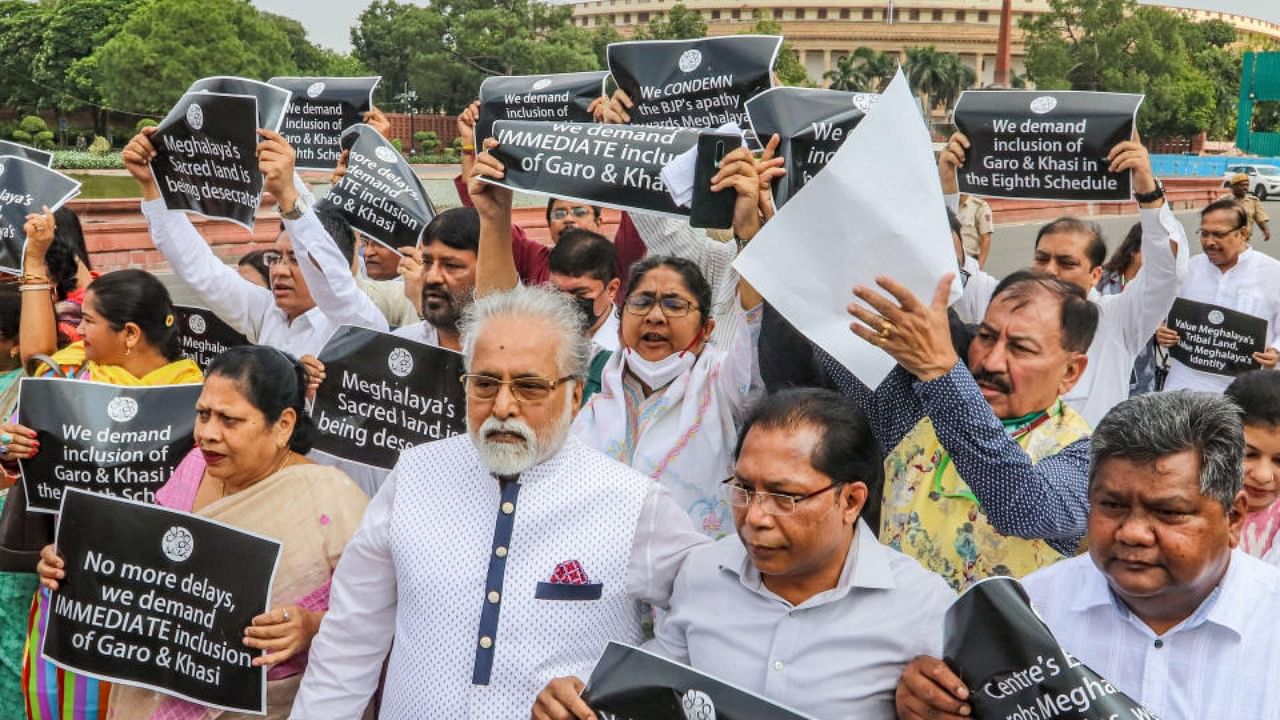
[[43, 488, 280, 714], [608, 36, 781, 131], [326, 124, 436, 249], [581, 642, 818, 719], [952, 91, 1144, 202], [1166, 298, 1267, 377], [268, 76, 381, 171], [0, 156, 81, 274], [310, 325, 465, 469], [0, 140, 54, 167], [746, 87, 878, 205], [944, 577, 1154, 720], [485, 119, 699, 218], [187, 76, 292, 134], [476, 71, 609, 144], [18, 379, 201, 514], [173, 306, 250, 372], [150, 92, 262, 230]]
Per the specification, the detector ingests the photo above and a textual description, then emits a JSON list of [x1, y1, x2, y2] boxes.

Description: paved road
[[983, 198, 1280, 280]]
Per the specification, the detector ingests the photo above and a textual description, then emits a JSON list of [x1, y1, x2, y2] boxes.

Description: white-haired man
[[290, 285, 709, 718]]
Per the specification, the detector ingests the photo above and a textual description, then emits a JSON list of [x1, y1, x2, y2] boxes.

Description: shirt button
[[495, 546, 508, 557], [487, 591, 501, 604], [479, 636, 493, 649], [773, 660, 784, 671], [501, 502, 515, 515], [1154, 639, 1164, 649]]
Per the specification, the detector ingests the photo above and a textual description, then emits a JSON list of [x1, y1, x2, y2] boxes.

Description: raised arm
[[123, 128, 274, 342], [18, 209, 59, 364], [469, 140, 519, 296]]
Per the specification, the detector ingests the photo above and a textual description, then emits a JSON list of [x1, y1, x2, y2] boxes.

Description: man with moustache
[[123, 127, 389, 356], [390, 207, 481, 351], [897, 392, 1280, 719], [532, 389, 954, 720], [1157, 198, 1280, 393], [354, 234, 421, 328], [291, 284, 708, 719], [834, 271, 1098, 590]]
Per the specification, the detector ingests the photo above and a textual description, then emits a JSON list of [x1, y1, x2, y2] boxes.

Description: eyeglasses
[[624, 294, 699, 318], [550, 207, 593, 221], [262, 251, 299, 267], [1198, 227, 1245, 240], [720, 479, 842, 515], [460, 373, 578, 402]]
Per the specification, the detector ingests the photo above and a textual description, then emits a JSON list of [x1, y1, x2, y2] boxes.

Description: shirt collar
[[1071, 549, 1247, 640], [717, 519, 896, 609]]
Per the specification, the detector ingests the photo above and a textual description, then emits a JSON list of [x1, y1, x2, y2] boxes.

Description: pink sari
[[107, 450, 368, 720]]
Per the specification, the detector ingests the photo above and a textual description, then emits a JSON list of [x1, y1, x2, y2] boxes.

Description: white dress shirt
[[292, 434, 709, 718], [142, 198, 388, 357], [590, 309, 620, 353], [949, 198, 1187, 426], [391, 320, 440, 346], [1164, 248, 1280, 393], [1022, 551, 1280, 719], [650, 520, 954, 719]]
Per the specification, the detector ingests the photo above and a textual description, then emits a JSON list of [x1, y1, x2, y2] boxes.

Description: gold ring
[[879, 321, 895, 338], [282, 609, 290, 622]]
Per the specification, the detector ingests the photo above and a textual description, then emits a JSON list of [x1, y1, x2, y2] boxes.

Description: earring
[[125, 345, 132, 357], [8, 348, 16, 359]]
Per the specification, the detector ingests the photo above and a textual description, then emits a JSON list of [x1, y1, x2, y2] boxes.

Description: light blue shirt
[[650, 520, 954, 719], [1023, 551, 1280, 719]]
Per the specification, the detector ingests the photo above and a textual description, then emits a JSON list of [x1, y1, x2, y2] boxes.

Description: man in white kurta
[[291, 285, 708, 718]]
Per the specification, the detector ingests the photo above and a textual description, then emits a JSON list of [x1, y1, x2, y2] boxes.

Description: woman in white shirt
[[573, 256, 760, 537]]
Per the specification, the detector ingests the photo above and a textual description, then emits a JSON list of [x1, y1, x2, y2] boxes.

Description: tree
[[1020, 0, 1244, 139], [633, 4, 706, 41], [32, 0, 143, 136], [91, 0, 297, 114], [352, 0, 600, 113], [824, 46, 895, 91], [743, 14, 811, 87], [0, 1, 47, 109], [904, 47, 975, 114], [590, 24, 622, 69]]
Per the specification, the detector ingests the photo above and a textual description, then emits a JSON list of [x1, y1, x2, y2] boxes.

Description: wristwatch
[[1133, 178, 1165, 204], [278, 197, 308, 220]]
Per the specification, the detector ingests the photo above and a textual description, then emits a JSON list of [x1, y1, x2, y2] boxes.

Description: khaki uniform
[[1222, 192, 1270, 238], [958, 194, 993, 258]]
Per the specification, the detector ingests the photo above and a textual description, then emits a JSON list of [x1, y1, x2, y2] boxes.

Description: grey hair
[[1090, 392, 1244, 511], [458, 284, 591, 381]]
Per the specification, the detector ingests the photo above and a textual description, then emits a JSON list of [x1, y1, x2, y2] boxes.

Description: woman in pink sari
[[38, 346, 369, 719]]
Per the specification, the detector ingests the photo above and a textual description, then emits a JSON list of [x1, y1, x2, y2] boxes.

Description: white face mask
[[624, 348, 697, 390]]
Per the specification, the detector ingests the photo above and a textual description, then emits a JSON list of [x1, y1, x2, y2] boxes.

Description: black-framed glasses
[[262, 251, 298, 267], [624, 294, 699, 318], [1197, 226, 1245, 240], [550, 207, 593, 221], [720, 478, 842, 515], [460, 373, 578, 403]]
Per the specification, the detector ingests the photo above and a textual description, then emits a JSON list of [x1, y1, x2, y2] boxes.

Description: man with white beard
[[290, 284, 709, 718]]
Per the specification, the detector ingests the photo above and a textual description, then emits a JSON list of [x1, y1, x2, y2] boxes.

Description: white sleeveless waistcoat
[[381, 434, 651, 718]]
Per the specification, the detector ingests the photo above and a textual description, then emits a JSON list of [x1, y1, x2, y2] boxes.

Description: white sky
[[253, 0, 1280, 53]]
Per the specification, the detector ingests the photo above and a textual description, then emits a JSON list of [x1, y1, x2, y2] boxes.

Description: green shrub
[[11, 130, 32, 143], [390, 137, 404, 154], [134, 118, 157, 135], [88, 135, 112, 155], [33, 131, 55, 150], [19, 115, 48, 135], [413, 130, 439, 151], [52, 150, 125, 170]]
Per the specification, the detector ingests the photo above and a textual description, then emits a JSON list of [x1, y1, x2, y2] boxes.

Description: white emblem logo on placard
[[532, 78, 553, 91], [681, 689, 715, 720], [307, 81, 326, 98], [162, 526, 195, 562], [375, 145, 398, 163], [107, 397, 139, 423], [186, 103, 205, 131], [1030, 96, 1057, 114], [0, 164, 5, 178], [679, 49, 703, 73], [852, 93, 880, 114], [388, 348, 414, 377], [1208, 310, 1225, 325], [187, 314, 207, 335]]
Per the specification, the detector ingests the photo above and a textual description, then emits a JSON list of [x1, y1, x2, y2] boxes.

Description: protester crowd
[[0, 53, 1277, 720]]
